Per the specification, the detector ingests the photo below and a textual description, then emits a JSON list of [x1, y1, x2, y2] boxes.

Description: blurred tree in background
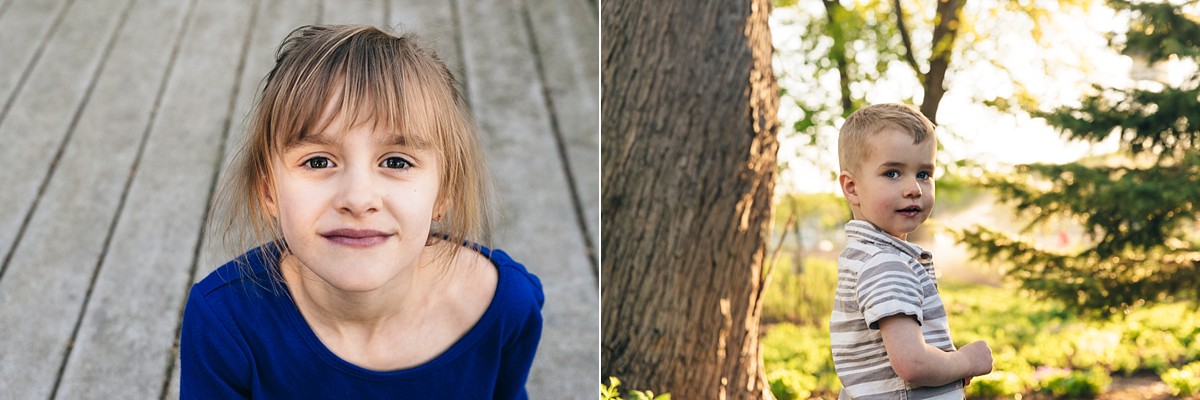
[[774, 0, 1092, 143], [958, 1, 1200, 314]]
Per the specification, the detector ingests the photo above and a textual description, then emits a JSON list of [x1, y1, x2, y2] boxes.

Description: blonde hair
[[838, 103, 937, 173], [210, 25, 495, 273]]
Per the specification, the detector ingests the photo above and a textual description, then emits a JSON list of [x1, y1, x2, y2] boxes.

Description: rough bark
[[601, 0, 779, 399]]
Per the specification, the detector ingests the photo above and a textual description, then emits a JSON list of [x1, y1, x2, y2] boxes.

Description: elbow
[[891, 360, 923, 383], [890, 357, 938, 386]]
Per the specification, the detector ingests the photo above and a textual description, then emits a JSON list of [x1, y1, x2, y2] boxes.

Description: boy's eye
[[883, 170, 900, 179], [917, 171, 932, 180], [304, 157, 332, 169], [382, 157, 411, 169]]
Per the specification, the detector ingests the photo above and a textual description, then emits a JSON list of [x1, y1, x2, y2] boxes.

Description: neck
[[281, 247, 442, 333]]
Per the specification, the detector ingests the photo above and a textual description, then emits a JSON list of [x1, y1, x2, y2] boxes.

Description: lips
[[320, 228, 393, 247], [897, 205, 922, 217]]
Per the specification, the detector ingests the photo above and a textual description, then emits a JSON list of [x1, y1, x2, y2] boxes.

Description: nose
[[335, 166, 380, 216], [903, 178, 923, 198]]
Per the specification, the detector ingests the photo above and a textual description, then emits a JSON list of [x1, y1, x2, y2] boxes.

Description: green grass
[[762, 257, 1200, 399]]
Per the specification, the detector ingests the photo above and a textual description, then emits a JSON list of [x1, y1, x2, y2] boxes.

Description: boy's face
[[265, 108, 444, 293], [839, 128, 936, 240]]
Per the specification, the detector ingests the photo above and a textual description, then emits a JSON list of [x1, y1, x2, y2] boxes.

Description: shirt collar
[[844, 219, 933, 263]]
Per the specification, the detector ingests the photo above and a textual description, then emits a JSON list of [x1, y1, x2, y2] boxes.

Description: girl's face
[[265, 110, 443, 293]]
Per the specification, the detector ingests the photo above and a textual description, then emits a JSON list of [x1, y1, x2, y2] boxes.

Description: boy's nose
[[903, 179, 923, 198]]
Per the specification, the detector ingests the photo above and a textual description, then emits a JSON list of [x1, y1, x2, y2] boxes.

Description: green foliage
[[773, 192, 847, 233], [600, 377, 621, 400], [1040, 368, 1111, 397], [1034, 86, 1200, 156], [1116, 0, 1200, 63], [767, 369, 816, 400], [966, 371, 1024, 398], [762, 275, 1200, 398], [961, 1, 1200, 313], [772, 0, 909, 146], [600, 377, 670, 400], [761, 323, 840, 397], [1162, 361, 1200, 397], [763, 257, 838, 325]]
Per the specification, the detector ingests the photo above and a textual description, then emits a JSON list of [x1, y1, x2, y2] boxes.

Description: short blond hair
[[838, 103, 936, 173], [210, 25, 495, 270]]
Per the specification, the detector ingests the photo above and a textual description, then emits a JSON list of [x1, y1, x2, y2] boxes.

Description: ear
[[839, 170, 860, 207], [261, 178, 279, 217], [432, 198, 450, 221]]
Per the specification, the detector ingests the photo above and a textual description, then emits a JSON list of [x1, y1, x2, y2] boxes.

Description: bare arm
[[878, 315, 993, 387]]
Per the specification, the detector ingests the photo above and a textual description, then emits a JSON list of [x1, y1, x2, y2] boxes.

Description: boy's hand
[[958, 340, 993, 378]]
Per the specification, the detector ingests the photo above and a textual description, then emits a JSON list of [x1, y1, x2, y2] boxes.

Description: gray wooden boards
[[0, 0, 598, 398]]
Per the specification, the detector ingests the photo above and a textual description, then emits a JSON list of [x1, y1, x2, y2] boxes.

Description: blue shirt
[[180, 244, 543, 399]]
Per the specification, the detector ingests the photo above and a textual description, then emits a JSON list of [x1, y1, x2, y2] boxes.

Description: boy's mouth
[[896, 205, 922, 217]]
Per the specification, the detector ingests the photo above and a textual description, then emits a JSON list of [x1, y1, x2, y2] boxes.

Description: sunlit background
[[761, 0, 1200, 398]]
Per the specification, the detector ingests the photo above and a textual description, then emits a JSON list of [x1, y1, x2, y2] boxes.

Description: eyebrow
[[288, 132, 432, 150], [879, 161, 936, 170]]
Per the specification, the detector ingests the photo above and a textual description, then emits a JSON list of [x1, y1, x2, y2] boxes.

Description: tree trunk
[[601, 0, 779, 398], [920, 0, 966, 123]]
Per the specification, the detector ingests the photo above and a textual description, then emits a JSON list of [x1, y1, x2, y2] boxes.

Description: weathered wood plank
[[525, 0, 600, 261], [0, 0, 137, 398], [458, 0, 598, 396], [388, 0, 460, 82], [320, 0, 384, 26], [53, 0, 253, 398], [165, 0, 319, 396], [0, 0, 110, 276], [0, 0, 68, 126], [192, 0, 321, 273]]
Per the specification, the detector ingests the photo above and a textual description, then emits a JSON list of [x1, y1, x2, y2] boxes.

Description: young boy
[[830, 104, 992, 399]]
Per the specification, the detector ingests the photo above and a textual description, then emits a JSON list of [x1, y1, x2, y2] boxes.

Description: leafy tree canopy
[[959, 0, 1200, 315]]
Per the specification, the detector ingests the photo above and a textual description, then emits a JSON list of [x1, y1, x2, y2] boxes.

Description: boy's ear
[[839, 170, 860, 207]]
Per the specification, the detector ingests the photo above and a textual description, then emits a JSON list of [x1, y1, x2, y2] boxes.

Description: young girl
[[180, 25, 543, 399]]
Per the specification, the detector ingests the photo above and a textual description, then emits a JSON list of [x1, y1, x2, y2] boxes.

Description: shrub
[[600, 377, 670, 400], [1040, 368, 1111, 398], [760, 323, 840, 394], [1162, 361, 1200, 397], [767, 369, 815, 400], [966, 371, 1024, 398]]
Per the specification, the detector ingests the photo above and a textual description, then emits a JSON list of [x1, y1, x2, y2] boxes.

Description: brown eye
[[382, 157, 411, 169], [304, 157, 331, 169]]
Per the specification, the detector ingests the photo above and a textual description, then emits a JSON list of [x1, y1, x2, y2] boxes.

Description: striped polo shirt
[[830, 220, 964, 399]]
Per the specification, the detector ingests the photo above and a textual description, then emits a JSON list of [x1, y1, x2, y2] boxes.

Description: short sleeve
[[180, 285, 252, 399], [856, 253, 924, 329]]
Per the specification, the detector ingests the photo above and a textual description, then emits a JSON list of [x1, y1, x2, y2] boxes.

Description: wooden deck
[[0, 0, 598, 398]]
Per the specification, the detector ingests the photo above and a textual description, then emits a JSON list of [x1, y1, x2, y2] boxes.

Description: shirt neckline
[[844, 220, 933, 263], [262, 244, 509, 379]]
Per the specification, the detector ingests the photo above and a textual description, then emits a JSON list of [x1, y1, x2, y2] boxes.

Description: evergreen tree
[[958, 1, 1200, 314]]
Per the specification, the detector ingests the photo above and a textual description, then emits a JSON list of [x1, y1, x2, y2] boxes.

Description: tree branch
[[893, 0, 923, 84], [921, 0, 966, 123]]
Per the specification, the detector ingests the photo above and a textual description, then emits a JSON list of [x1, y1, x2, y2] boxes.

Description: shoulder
[[482, 246, 545, 310], [193, 245, 278, 294], [187, 245, 285, 327]]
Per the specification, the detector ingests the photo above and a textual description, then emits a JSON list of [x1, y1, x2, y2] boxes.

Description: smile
[[320, 228, 393, 248], [896, 206, 922, 217]]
